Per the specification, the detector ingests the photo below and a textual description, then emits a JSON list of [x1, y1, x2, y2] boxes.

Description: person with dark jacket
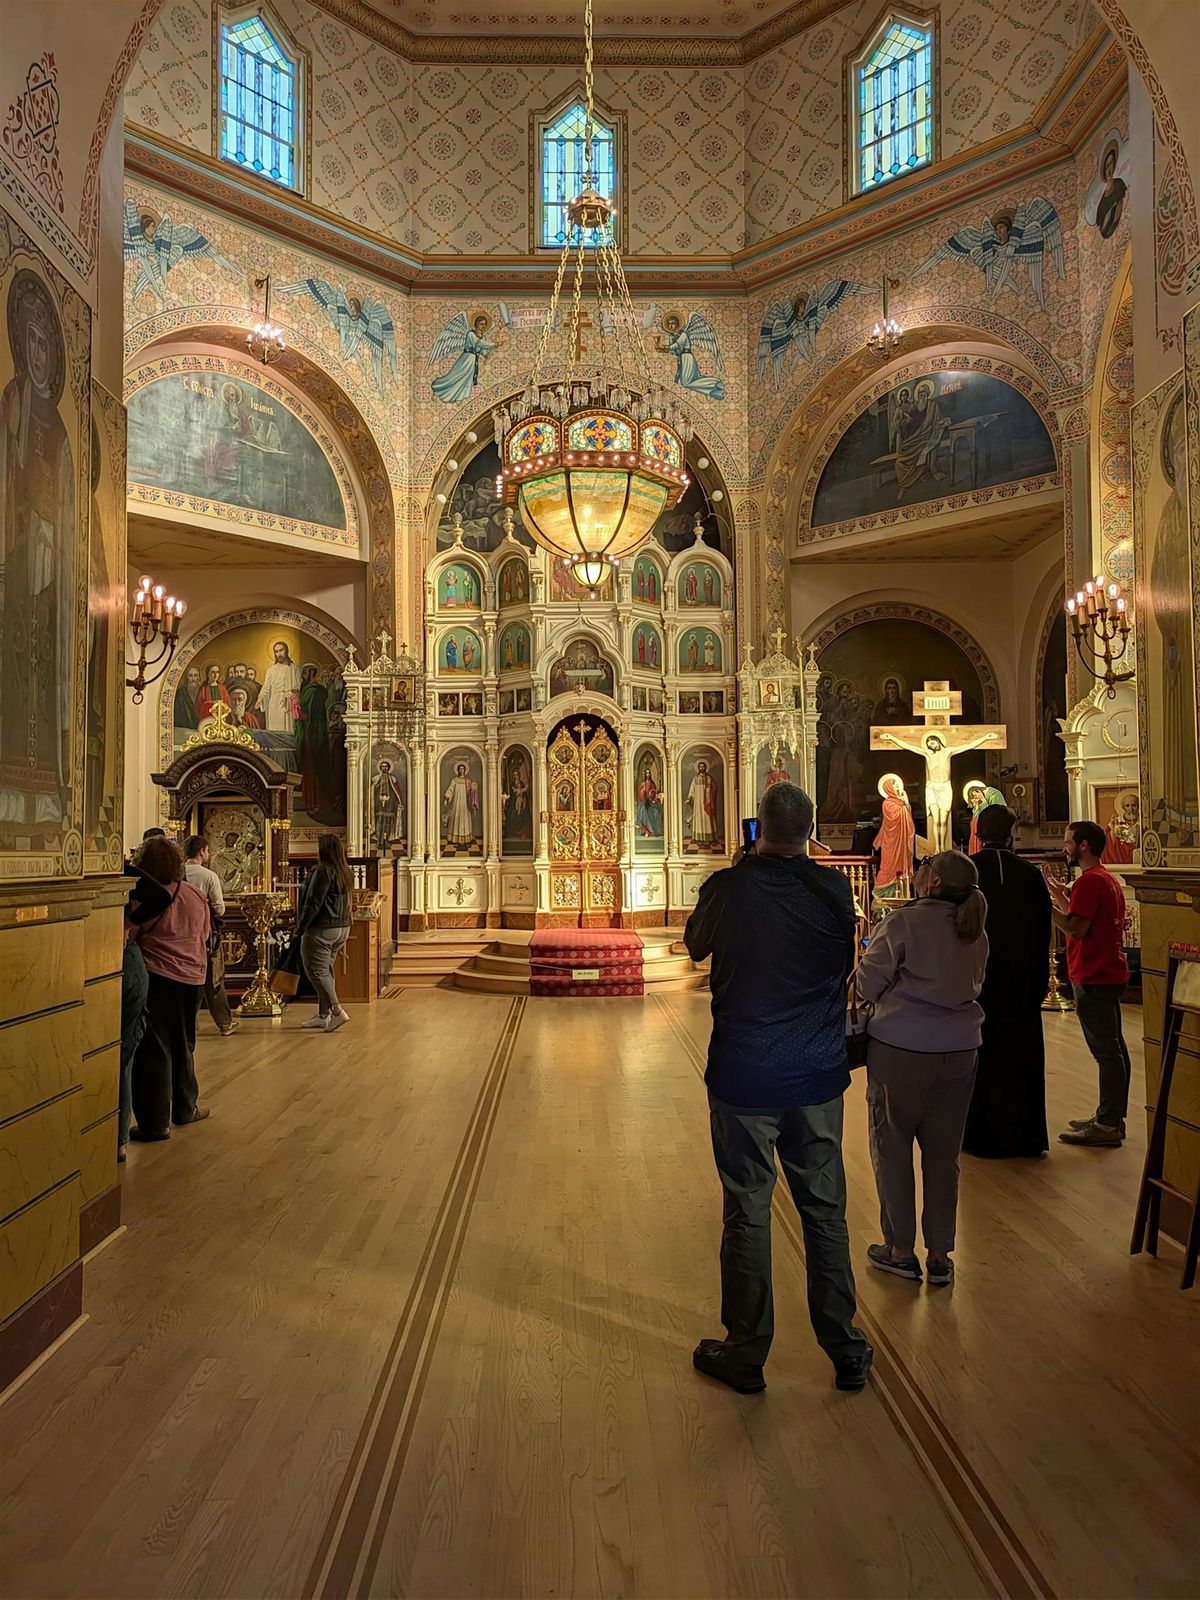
[[296, 832, 353, 1032], [683, 783, 873, 1396], [963, 805, 1052, 1158], [119, 856, 172, 1162]]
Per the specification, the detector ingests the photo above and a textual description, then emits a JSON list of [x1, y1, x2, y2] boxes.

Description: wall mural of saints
[[1084, 131, 1130, 239], [275, 278, 398, 393], [498, 623, 531, 672], [0, 214, 90, 876], [679, 561, 722, 607], [498, 558, 529, 605], [631, 623, 662, 669], [632, 552, 662, 603], [439, 627, 483, 673], [643, 305, 726, 401], [85, 384, 128, 870], [678, 627, 722, 673], [913, 196, 1065, 308], [812, 370, 1057, 527], [436, 562, 483, 608], [681, 746, 724, 854], [549, 637, 615, 698], [756, 280, 872, 388], [1134, 380, 1197, 853], [501, 746, 534, 856], [368, 741, 408, 854], [123, 199, 239, 305], [172, 621, 347, 828], [126, 369, 347, 532], [633, 745, 665, 855], [428, 303, 511, 403], [440, 747, 483, 856]]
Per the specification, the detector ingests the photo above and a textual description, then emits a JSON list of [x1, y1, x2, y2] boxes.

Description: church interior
[[0, 0, 1198, 1593]]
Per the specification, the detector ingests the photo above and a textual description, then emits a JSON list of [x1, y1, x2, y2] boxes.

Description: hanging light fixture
[[493, 0, 691, 576], [247, 274, 285, 365], [125, 574, 186, 704], [865, 273, 903, 358]]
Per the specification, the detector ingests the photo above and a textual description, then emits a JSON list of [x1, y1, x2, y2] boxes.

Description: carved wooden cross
[[869, 680, 1007, 854]]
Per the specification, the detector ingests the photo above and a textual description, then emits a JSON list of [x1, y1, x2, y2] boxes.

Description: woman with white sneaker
[[855, 850, 988, 1288], [296, 833, 353, 1032]]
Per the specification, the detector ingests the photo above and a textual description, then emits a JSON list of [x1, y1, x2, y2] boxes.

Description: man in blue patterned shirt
[[684, 783, 873, 1395]]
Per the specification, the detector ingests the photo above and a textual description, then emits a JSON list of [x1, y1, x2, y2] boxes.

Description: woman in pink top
[[129, 836, 212, 1141], [855, 851, 988, 1287]]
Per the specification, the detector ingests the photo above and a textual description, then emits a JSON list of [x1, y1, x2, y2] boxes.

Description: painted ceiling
[[372, 0, 819, 40]]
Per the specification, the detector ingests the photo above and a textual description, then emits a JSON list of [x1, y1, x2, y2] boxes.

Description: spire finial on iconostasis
[[691, 511, 706, 545], [452, 510, 465, 545]]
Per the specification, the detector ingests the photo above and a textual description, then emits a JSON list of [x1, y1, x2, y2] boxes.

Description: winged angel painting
[[275, 279, 398, 393], [643, 306, 726, 401], [912, 197, 1065, 309], [428, 303, 512, 404], [756, 280, 871, 388], [123, 200, 239, 304]]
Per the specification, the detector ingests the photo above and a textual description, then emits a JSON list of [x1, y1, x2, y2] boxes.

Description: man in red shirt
[[1043, 820, 1131, 1147]]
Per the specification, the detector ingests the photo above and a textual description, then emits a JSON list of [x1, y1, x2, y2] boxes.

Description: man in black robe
[[963, 805, 1052, 1158]]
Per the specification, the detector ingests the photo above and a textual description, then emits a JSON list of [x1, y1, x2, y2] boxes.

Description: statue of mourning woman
[[873, 774, 916, 897]]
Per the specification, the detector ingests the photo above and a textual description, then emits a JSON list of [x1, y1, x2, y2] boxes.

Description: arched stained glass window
[[218, 6, 304, 192], [851, 13, 935, 196], [537, 101, 617, 249]]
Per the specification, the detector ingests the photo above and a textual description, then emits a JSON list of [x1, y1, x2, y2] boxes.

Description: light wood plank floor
[[1, 994, 1196, 1600]]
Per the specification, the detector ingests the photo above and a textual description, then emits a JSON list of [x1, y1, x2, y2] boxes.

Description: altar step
[[383, 929, 709, 994], [451, 935, 709, 996]]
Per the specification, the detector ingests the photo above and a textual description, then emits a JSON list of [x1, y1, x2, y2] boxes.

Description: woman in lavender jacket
[[855, 851, 988, 1287]]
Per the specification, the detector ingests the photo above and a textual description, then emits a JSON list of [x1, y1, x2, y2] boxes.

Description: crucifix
[[870, 680, 1006, 854]]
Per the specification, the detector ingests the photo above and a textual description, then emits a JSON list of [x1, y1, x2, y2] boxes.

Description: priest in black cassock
[[963, 805, 1053, 1158]]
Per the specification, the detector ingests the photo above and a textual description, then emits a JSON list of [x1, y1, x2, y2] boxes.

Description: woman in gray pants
[[855, 851, 988, 1287], [296, 833, 353, 1032]]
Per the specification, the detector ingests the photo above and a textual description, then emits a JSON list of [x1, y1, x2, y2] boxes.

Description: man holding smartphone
[[684, 783, 872, 1395]]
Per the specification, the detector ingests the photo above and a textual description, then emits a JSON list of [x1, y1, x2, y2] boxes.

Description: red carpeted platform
[[529, 928, 645, 997]]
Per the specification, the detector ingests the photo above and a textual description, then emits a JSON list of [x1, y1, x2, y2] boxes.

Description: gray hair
[[926, 850, 987, 941], [758, 782, 814, 848]]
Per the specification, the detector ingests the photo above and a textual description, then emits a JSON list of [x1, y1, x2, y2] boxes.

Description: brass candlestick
[[235, 891, 292, 1018], [1040, 859, 1074, 1013]]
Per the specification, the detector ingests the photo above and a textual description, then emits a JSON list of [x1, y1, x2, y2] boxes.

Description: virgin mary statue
[[873, 774, 915, 891]]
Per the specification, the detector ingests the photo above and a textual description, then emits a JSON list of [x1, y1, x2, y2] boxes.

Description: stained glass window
[[539, 102, 617, 249], [219, 8, 302, 191], [854, 17, 934, 195]]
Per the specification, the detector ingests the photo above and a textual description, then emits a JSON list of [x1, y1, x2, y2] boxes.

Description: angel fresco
[[123, 200, 239, 304], [275, 278, 398, 392], [912, 197, 1065, 309], [756, 280, 872, 388], [428, 303, 512, 404], [644, 305, 726, 401]]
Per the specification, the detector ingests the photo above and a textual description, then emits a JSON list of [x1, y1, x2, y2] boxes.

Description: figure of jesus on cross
[[870, 680, 1006, 854]]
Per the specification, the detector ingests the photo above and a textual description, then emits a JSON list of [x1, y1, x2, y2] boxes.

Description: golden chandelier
[[493, 0, 691, 587]]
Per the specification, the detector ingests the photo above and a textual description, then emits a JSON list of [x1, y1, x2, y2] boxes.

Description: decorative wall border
[[798, 352, 1064, 545], [124, 350, 361, 550]]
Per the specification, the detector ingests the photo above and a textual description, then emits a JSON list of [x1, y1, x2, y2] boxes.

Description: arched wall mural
[[157, 606, 352, 839]]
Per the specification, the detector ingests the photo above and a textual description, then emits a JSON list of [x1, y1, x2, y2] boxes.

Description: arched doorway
[[546, 715, 621, 927]]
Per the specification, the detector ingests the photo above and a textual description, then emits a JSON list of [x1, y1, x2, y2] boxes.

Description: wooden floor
[[1, 994, 1197, 1600]]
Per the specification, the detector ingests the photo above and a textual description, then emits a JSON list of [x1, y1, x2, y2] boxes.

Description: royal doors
[[547, 718, 621, 925]]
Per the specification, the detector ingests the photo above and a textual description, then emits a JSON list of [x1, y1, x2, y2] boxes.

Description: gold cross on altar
[[769, 625, 787, 655]]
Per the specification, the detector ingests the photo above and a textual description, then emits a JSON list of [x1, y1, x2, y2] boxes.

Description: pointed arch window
[[848, 9, 937, 197], [533, 96, 622, 250], [217, 5, 305, 192]]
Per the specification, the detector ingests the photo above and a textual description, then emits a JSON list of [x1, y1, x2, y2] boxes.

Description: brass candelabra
[[126, 574, 185, 703], [235, 891, 292, 1018], [1066, 575, 1132, 697]]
